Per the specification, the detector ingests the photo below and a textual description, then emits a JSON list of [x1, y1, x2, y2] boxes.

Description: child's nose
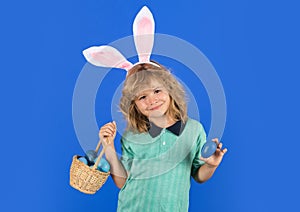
[[148, 94, 157, 105]]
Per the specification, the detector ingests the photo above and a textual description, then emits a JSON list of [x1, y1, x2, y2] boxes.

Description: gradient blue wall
[[1, 0, 299, 211]]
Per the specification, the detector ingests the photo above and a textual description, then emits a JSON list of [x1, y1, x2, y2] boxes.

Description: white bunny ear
[[82, 45, 133, 71], [133, 6, 155, 63]]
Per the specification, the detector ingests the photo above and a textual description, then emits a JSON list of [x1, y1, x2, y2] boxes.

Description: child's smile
[[134, 82, 170, 120]]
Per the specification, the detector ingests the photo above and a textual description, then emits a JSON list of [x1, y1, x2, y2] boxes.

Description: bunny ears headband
[[82, 6, 159, 74]]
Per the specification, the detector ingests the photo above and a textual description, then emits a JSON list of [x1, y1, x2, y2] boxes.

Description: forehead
[[136, 80, 165, 94]]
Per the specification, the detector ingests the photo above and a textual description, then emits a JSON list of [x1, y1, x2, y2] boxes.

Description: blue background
[[1, 0, 299, 211]]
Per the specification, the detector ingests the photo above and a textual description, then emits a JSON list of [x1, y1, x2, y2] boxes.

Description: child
[[83, 6, 227, 211], [99, 62, 227, 211]]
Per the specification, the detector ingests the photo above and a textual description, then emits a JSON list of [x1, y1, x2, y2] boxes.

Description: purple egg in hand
[[201, 141, 217, 158]]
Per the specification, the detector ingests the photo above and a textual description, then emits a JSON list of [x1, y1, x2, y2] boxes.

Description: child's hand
[[99, 121, 117, 149], [200, 138, 227, 168]]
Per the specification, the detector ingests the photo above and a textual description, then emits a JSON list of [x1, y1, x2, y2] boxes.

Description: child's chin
[[148, 111, 168, 121]]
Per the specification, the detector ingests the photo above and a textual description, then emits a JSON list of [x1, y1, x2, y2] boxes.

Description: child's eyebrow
[[136, 90, 149, 97], [136, 86, 164, 96], [152, 86, 165, 91]]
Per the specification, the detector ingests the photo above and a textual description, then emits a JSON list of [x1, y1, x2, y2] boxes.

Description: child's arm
[[105, 147, 128, 189], [193, 138, 227, 183], [193, 163, 218, 183], [99, 121, 128, 189]]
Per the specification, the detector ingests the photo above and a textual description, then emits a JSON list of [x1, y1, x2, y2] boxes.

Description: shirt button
[[162, 141, 166, 145]]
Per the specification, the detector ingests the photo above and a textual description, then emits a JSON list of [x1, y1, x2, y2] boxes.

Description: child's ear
[[133, 6, 155, 63], [82, 45, 133, 71]]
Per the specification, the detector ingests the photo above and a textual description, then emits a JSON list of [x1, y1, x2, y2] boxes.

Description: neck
[[149, 115, 176, 128]]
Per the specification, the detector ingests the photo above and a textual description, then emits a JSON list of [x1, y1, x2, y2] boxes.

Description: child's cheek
[[140, 102, 148, 110], [160, 93, 168, 101]]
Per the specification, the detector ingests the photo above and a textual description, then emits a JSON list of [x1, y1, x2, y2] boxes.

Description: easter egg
[[78, 156, 88, 165], [201, 141, 217, 158], [85, 150, 97, 164], [94, 158, 110, 173]]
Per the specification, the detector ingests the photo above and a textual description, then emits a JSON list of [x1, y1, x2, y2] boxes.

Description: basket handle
[[92, 137, 111, 170]]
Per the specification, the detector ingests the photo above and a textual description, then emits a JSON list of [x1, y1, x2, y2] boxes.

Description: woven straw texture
[[70, 155, 110, 194]]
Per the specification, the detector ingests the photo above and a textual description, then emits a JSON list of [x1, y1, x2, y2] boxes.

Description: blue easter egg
[[94, 158, 110, 172], [85, 150, 97, 164], [78, 156, 88, 165], [201, 141, 217, 158]]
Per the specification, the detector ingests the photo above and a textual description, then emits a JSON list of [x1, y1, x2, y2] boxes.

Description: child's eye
[[154, 89, 161, 94], [138, 96, 146, 100]]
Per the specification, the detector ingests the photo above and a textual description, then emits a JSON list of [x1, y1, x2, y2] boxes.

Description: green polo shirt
[[117, 118, 206, 212]]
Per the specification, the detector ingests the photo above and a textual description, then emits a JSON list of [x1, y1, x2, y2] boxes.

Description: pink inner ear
[[91, 51, 118, 66], [90, 51, 132, 70], [118, 62, 131, 70], [137, 18, 153, 35]]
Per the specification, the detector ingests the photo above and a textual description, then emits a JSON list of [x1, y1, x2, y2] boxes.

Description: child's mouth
[[150, 104, 162, 110]]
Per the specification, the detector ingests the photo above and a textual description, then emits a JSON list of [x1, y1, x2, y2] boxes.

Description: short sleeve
[[120, 137, 134, 171], [191, 123, 207, 176]]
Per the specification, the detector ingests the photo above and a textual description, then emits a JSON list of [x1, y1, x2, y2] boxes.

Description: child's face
[[134, 81, 171, 120]]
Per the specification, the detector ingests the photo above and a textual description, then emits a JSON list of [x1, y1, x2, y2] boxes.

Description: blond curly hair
[[119, 62, 187, 133]]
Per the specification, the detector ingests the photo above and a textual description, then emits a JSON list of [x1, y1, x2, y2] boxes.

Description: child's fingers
[[105, 123, 116, 132], [108, 122, 118, 134], [215, 146, 228, 156], [100, 125, 115, 137], [212, 138, 226, 152], [102, 131, 113, 137], [216, 142, 228, 155], [108, 122, 117, 132], [112, 121, 117, 135], [99, 121, 117, 141], [221, 148, 228, 154], [106, 126, 115, 135], [217, 142, 223, 149], [212, 138, 219, 145], [212, 138, 219, 142], [112, 121, 117, 128]]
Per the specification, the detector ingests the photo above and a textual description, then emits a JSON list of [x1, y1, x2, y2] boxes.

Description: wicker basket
[[70, 139, 110, 194]]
